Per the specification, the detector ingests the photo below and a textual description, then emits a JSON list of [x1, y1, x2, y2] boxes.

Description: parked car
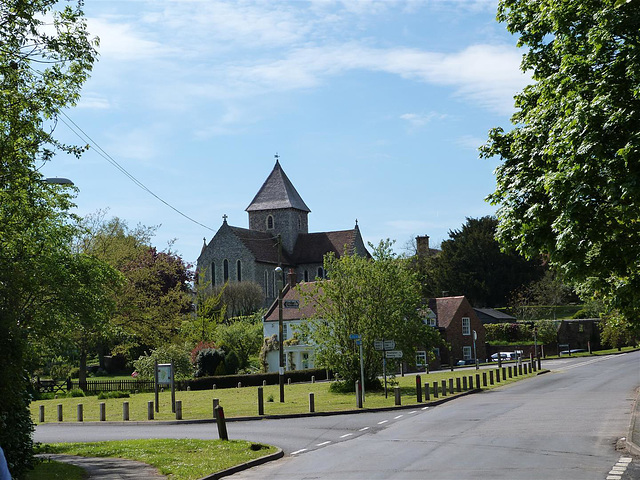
[[490, 351, 522, 361], [456, 359, 476, 366], [559, 348, 586, 356]]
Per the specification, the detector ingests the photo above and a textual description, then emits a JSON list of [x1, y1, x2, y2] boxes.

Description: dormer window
[[267, 215, 274, 229]]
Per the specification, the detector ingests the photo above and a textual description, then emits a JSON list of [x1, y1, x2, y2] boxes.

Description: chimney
[[287, 268, 297, 288], [416, 235, 430, 260]]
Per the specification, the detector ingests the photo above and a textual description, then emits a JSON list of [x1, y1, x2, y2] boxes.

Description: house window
[[416, 351, 427, 366], [283, 323, 288, 341], [264, 271, 269, 297], [267, 215, 274, 229], [433, 347, 440, 358], [463, 346, 472, 360], [304, 270, 309, 282], [210, 262, 216, 286], [317, 267, 324, 279], [423, 317, 437, 327], [462, 317, 470, 335], [236, 260, 242, 282], [302, 352, 309, 369], [223, 259, 229, 282]]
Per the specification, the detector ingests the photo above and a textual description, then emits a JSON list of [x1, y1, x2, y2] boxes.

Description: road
[[35, 352, 640, 479]]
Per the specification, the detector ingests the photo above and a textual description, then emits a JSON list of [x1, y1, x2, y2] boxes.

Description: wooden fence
[[35, 378, 162, 394]]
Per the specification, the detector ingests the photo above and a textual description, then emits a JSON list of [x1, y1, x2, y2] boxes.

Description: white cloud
[[400, 112, 448, 129], [76, 93, 111, 110], [87, 16, 170, 61], [457, 135, 485, 151]]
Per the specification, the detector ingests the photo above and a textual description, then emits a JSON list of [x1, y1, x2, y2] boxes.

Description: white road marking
[[340, 433, 353, 438], [316, 441, 331, 446], [408, 411, 417, 414], [605, 456, 631, 480], [291, 449, 307, 455], [421, 406, 429, 410], [394, 415, 403, 420], [359, 427, 369, 431], [378, 420, 388, 425]]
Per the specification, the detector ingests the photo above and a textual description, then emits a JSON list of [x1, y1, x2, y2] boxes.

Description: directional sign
[[384, 340, 395, 350], [349, 334, 361, 340], [374, 340, 384, 351], [385, 350, 403, 359], [356, 340, 362, 346]]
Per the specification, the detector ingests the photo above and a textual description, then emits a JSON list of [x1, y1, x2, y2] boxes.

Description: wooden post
[[456, 377, 461, 392], [99, 402, 106, 421], [482, 372, 487, 387], [147, 401, 154, 420], [39, 405, 45, 423], [475, 374, 480, 389], [449, 378, 454, 394], [508, 366, 513, 378], [489, 370, 494, 385], [311, 376, 315, 383], [258, 387, 264, 416], [496, 368, 501, 382], [424, 383, 430, 401], [175, 400, 182, 420], [441, 379, 447, 396], [214, 405, 229, 441], [213, 398, 219, 418], [433, 381, 439, 398], [356, 380, 363, 408], [77, 404, 83, 422], [416, 375, 422, 403], [462, 376, 467, 391], [394, 386, 401, 406], [57, 404, 63, 422], [309, 393, 315, 413], [123, 402, 130, 421]]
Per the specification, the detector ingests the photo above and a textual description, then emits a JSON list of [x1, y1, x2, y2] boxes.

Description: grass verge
[[35, 439, 277, 480]]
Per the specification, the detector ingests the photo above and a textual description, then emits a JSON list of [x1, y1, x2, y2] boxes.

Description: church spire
[[245, 158, 310, 213]]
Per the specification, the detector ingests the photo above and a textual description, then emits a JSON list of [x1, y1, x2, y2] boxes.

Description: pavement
[[35, 362, 640, 479]]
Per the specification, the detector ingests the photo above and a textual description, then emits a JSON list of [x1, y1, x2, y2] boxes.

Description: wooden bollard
[[524, 364, 529, 375], [287, 378, 291, 385], [456, 377, 461, 392], [57, 404, 63, 422], [502, 367, 507, 380], [311, 376, 315, 383], [424, 383, 430, 401], [356, 380, 363, 408], [213, 384, 217, 390], [518, 364, 523, 376], [482, 372, 487, 387], [394, 386, 401, 406], [175, 400, 182, 420], [213, 398, 219, 418], [258, 387, 264, 415], [449, 378, 454, 394], [433, 381, 439, 398], [263, 380, 267, 387], [99, 402, 106, 421], [214, 405, 229, 441], [489, 370, 494, 385], [468, 375, 473, 389], [123, 402, 130, 421], [309, 392, 315, 413], [39, 405, 45, 423], [77, 404, 83, 422], [508, 366, 513, 378], [496, 369, 501, 382], [416, 375, 422, 403], [462, 376, 467, 391], [147, 401, 154, 420], [237, 382, 242, 388], [441, 379, 447, 396], [475, 374, 480, 389]]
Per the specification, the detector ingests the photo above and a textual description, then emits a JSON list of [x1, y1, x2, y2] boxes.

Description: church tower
[[245, 159, 310, 254]]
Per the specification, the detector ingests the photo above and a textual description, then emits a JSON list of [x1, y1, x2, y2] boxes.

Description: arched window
[[267, 215, 274, 229], [236, 260, 242, 282], [211, 262, 216, 286], [223, 259, 229, 282], [304, 270, 309, 282], [264, 271, 269, 297], [317, 267, 324, 279]]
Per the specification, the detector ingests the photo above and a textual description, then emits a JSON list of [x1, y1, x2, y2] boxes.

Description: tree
[[0, 0, 97, 475], [215, 282, 264, 320], [600, 312, 640, 350], [509, 269, 576, 320], [301, 240, 441, 388], [214, 312, 264, 372], [420, 217, 543, 307], [481, 1, 640, 326]]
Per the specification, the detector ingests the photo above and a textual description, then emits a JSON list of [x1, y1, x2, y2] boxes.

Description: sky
[[41, 0, 530, 266]]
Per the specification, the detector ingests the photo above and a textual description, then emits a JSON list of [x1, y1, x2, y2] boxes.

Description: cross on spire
[[222, 214, 228, 223], [274, 152, 280, 163]]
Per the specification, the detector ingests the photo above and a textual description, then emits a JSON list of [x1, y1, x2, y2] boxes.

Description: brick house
[[425, 296, 486, 368], [197, 159, 369, 306]]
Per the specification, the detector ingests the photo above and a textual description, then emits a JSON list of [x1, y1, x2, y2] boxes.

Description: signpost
[[375, 339, 401, 398], [350, 334, 365, 403], [154, 362, 175, 413]]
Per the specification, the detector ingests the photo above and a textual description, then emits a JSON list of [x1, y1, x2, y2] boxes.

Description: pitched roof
[[428, 296, 466, 329], [246, 160, 311, 213], [228, 225, 293, 265], [474, 308, 516, 323], [291, 229, 359, 264], [264, 281, 322, 322]]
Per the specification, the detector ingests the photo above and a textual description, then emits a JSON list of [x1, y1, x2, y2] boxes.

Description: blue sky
[[41, 0, 529, 266]]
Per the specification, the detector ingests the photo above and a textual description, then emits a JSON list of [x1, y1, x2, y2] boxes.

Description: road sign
[[349, 334, 361, 340], [385, 350, 403, 359], [374, 340, 384, 350], [384, 340, 395, 350], [356, 340, 362, 346]]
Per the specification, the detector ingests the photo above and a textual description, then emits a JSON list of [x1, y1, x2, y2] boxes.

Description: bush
[[97, 391, 130, 400], [194, 349, 224, 378], [69, 389, 85, 398], [132, 344, 192, 380], [224, 351, 239, 375], [184, 368, 330, 390]]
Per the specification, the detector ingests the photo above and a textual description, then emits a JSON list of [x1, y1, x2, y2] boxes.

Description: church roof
[[246, 160, 311, 213], [228, 225, 293, 265], [291, 229, 362, 264]]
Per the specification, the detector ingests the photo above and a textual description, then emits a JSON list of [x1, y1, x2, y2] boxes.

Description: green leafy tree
[[481, 0, 640, 326], [0, 0, 97, 475], [301, 240, 441, 388], [421, 217, 543, 307], [600, 312, 640, 350], [214, 312, 264, 372]]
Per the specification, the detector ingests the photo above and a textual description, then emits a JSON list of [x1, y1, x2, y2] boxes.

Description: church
[[197, 159, 370, 306]]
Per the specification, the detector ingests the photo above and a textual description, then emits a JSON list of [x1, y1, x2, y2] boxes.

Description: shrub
[[190, 341, 217, 365], [194, 349, 225, 378], [68, 389, 85, 398], [224, 351, 239, 375], [97, 391, 130, 400], [132, 344, 192, 380]]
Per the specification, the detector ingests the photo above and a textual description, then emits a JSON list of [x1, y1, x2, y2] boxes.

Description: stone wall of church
[[248, 208, 308, 254], [197, 228, 257, 289]]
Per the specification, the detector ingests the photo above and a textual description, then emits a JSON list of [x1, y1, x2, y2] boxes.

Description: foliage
[[190, 341, 218, 365], [214, 312, 264, 372], [215, 281, 264, 319], [485, 320, 558, 345], [224, 351, 240, 375], [481, 0, 640, 327], [194, 349, 225, 378], [301, 240, 441, 385], [259, 334, 279, 373], [132, 344, 192, 380], [184, 277, 226, 344], [0, 0, 98, 476], [97, 391, 130, 400], [509, 269, 576, 320], [419, 217, 543, 307], [600, 312, 640, 350]]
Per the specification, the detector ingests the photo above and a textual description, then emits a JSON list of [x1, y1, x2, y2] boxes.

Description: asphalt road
[[35, 352, 640, 479]]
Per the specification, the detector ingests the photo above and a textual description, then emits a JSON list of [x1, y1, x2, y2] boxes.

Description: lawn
[[31, 367, 539, 423], [34, 439, 277, 480]]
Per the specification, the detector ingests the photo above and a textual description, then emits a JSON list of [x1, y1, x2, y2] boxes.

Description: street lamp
[[275, 266, 285, 403]]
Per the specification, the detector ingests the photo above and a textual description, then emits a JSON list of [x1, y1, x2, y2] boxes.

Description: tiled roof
[[228, 226, 293, 265], [474, 308, 516, 321], [264, 281, 322, 322], [428, 296, 466, 329], [246, 160, 311, 213], [291, 229, 358, 264]]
